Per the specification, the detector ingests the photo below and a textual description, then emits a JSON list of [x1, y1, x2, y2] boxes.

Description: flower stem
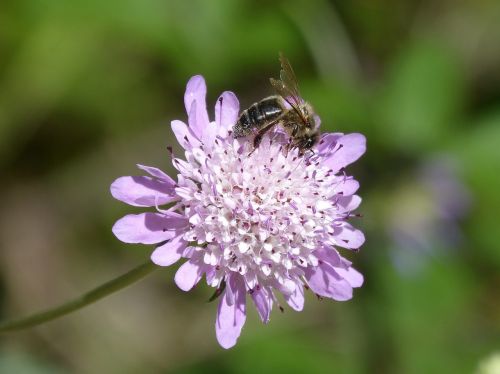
[[0, 261, 157, 332]]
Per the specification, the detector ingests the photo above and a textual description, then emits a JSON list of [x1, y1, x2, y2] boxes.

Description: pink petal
[[283, 283, 304, 311], [216, 275, 247, 349], [337, 195, 362, 213], [184, 75, 209, 138], [215, 91, 239, 130], [314, 246, 343, 267], [338, 179, 359, 196], [112, 213, 185, 244], [192, 101, 216, 148], [187, 100, 199, 135], [251, 286, 272, 323], [305, 262, 353, 301], [174, 257, 204, 291], [224, 275, 235, 306], [335, 267, 364, 288], [333, 223, 365, 250], [137, 164, 176, 185], [172, 158, 196, 178], [323, 133, 366, 173], [171, 120, 201, 150], [317, 133, 343, 154], [110, 176, 176, 207], [150, 235, 186, 266]]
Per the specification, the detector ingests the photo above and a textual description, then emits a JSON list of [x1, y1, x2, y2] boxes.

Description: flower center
[[178, 133, 342, 288]]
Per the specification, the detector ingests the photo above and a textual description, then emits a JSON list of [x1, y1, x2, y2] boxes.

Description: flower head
[[111, 75, 366, 348], [388, 157, 470, 275]]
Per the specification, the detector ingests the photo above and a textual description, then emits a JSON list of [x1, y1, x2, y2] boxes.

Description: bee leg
[[249, 121, 278, 155]]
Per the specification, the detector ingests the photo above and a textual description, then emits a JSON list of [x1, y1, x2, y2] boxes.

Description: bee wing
[[278, 53, 303, 107], [269, 77, 302, 117], [270, 53, 306, 124], [270, 77, 294, 103]]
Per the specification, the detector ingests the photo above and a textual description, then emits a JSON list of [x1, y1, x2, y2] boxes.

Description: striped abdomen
[[232, 96, 284, 138]]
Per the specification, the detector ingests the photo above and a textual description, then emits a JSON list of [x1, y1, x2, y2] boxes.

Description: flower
[[388, 157, 470, 276], [111, 75, 366, 349]]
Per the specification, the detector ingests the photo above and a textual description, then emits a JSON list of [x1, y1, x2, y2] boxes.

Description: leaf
[[376, 40, 464, 153]]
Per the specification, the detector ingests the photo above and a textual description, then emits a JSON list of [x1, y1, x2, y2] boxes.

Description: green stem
[[0, 261, 157, 332]]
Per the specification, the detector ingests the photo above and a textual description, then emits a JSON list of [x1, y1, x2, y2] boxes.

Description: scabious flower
[[388, 157, 470, 275], [111, 76, 366, 349]]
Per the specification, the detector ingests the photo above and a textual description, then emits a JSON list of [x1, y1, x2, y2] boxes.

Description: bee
[[232, 53, 320, 155]]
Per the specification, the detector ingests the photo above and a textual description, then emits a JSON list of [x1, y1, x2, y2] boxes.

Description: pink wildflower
[[111, 76, 366, 348]]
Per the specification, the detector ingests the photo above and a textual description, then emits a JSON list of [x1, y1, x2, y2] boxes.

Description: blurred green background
[[1, 0, 499, 373]]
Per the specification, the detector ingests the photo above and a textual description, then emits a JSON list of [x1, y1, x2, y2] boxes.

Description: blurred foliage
[[1, 0, 499, 373]]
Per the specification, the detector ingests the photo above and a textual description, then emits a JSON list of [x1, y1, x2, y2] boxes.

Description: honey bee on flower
[[111, 68, 366, 348], [233, 53, 321, 156]]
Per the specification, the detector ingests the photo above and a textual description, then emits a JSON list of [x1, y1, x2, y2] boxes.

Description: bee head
[[296, 131, 320, 155], [302, 103, 320, 130]]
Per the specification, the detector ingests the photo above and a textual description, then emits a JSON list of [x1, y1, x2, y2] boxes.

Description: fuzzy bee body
[[233, 96, 284, 138], [232, 54, 320, 155]]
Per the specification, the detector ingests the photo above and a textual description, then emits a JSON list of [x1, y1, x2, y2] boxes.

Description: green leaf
[[376, 40, 464, 153], [449, 109, 500, 266]]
